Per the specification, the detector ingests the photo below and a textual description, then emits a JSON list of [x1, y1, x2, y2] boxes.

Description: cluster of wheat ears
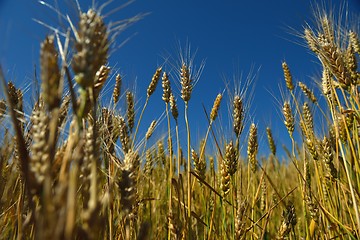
[[0, 2, 359, 240]]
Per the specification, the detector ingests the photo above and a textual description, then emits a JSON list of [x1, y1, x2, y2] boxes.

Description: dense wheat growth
[[0, 1, 359, 239]]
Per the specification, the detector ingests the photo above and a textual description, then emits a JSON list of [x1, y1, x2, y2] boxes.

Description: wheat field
[[0, 1, 359, 239]]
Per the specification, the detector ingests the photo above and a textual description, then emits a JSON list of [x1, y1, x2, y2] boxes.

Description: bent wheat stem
[[133, 97, 148, 146]]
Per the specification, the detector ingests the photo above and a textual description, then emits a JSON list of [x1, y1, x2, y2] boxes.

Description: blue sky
[[0, 0, 359, 157]]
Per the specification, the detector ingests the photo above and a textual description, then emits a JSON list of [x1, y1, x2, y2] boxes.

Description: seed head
[[119, 149, 140, 215], [260, 180, 267, 212], [117, 116, 130, 153], [180, 63, 192, 102], [157, 141, 166, 166], [147, 67, 162, 97], [282, 62, 294, 91], [113, 73, 122, 104], [321, 68, 332, 96], [304, 28, 318, 53], [266, 127, 276, 156], [220, 162, 231, 196], [299, 82, 317, 103], [40, 35, 61, 110], [349, 30, 360, 53], [278, 203, 297, 238], [7, 82, 24, 127], [170, 93, 179, 121], [283, 101, 295, 137], [0, 99, 6, 119], [322, 136, 337, 180], [192, 149, 206, 182], [302, 102, 313, 136], [73, 9, 109, 89], [30, 103, 50, 187], [94, 65, 110, 99], [58, 95, 70, 127], [210, 93, 222, 122], [317, 32, 350, 87], [7, 82, 23, 113], [306, 137, 319, 161], [81, 120, 99, 207], [233, 95, 244, 137], [247, 123, 258, 172], [321, 16, 334, 43], [126, 91, 135, 132], [144, 149, 153, 176], [162, 71, 171, 103], [224, 140, 237, 176], [235, 201, 248, 239], [145, 120, 157, 140]]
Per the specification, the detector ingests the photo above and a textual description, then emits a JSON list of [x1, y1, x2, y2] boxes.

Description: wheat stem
[[185, 102, 192, 236], [133, 97, 149, 147], [165, 103, 173, 240]]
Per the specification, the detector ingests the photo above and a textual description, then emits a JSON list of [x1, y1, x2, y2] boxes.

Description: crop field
[[0, 1, 359, 239]]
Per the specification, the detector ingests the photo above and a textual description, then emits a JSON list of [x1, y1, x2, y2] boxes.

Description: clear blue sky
[[1, 0, 359, 157]]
